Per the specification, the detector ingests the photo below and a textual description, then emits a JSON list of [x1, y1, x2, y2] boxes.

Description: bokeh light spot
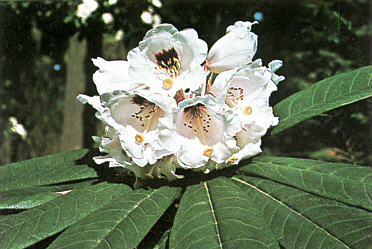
[[53, 64, 60, 71], [254, 12, 263, 21]]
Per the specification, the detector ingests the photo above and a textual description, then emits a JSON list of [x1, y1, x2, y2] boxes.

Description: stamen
[[155, 47, 181, 78], [134, 114, 154, 143], [144, 115, 153, 132], [197, 116, 208, 146], [226, 99, 253, 116], [163, 78, 174, 88]]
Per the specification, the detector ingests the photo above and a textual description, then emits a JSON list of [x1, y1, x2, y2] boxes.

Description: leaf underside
[[272, 66, 372, 135]]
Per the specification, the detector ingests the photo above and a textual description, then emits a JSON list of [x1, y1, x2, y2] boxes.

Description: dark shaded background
[[0, 0, 371, 166]]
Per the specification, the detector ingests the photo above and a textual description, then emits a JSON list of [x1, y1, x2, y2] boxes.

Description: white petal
[[77, 94, 104, 113], [139, 24, 178, 51], [92, 57, 144, 94], [102, 90, 175, 132], [236, 97, 277, 129], [207, 21, 258, 73], [93, 136, 132, 167], [269, 60, 286, 85], [176, 136, 210, 167], [230, 141, 262, 164], [173, 28, 208, 66], [211, 60, 273, 101]]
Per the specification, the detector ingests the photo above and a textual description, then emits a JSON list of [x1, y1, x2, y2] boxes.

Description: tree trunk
[[60, 33, 87, 151]]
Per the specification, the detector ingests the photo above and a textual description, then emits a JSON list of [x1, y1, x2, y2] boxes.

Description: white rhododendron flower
[[79, 21, 284, 183], [159, 95, 241, 170], [128, 24, 208, 96]]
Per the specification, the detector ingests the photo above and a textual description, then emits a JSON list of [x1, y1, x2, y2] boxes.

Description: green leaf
[[169, 177, 279, 249], [0, 149, 97, 190], [272, 66, 372, 135], [0, 180, 96, 209], [232, 175, 372, 248], [48, 186, 181, 249], [0, 182, 132, 249], [154, 229, 170, 249], [253, 156, 372, 184], [240, 156, 372, 211]]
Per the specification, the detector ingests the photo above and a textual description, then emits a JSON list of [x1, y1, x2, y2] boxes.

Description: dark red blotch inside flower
[[131, 95, 149, 106], [155, 47, 180, 69]]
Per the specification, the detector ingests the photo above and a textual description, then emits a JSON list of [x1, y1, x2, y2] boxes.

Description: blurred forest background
[[0, 0, 371, 166]]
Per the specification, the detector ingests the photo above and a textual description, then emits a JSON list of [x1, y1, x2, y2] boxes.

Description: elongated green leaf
[[253, 156, 372, 184], [169, 177, 279, 249], [0, 149, 97, 190], [0, 182, 132, 249], [232, 175, 372, 248], [154, 229, 170, 249], [272, 66, 372, 135], [48, 186, 181, 249], [0, 180, 95, 209], [240, 157, 372, 211]]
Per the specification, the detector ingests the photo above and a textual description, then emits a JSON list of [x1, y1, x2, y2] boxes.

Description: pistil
[[196, 115, 214, 157], [135, 114, 153, 144], [226, 99, 253, 115], [144, 163, 157, 179]]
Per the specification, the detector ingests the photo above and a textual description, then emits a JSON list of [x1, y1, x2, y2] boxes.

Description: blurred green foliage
[[0, 0, 370, 165]]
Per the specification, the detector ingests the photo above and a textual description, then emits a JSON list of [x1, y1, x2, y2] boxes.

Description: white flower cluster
[[78, 21, 284, 182]]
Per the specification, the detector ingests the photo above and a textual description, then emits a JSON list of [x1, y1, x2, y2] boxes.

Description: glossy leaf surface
[[0, 183, 132, 248], [169, 177, 279, 249], [48, 186, 181, 249], [0, 150, 370, 249], [0, 180, 96, 209], [232, 175, 372, 248], [0, 149, 97, 191], [272, 66, 372, 134], [240, 156, 372, 211]]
